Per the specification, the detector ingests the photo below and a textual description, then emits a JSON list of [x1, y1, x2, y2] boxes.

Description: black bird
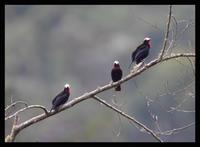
[[111, 61, 123, 91], [50, 83, 70, 112], [129, 37, 151, 68]]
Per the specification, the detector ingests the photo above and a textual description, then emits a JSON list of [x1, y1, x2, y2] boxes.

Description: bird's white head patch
[[144, 37, 151, 41], [64, 83, 70, 88], [114, 61, 119, 65]]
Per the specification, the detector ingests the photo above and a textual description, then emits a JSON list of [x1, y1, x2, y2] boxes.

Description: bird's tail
[[115, 85, 121, 91]]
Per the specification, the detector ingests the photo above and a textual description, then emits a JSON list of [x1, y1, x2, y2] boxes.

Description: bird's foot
[[135, 61, 145, 70], [138, 61, 144, 67], [132, 63, 141, 72], [130, 64, 136, 73], [143, 62, 147, 67]]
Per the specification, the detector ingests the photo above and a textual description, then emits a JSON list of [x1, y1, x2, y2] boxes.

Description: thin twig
[[5, 105, 48, 121], [176, 21, 194, 41], [169, 20, 194, 52], [186, 57, 195, 77], [174, 57, 190, 68], [5, 100, 29, 117], [145, 79, 194, 105], [167, 96, 194, 113], [163, 39, 174, 57], [165, 15, 177, 55], [5, 101, 28, 112], [156, 122, 195, 135], [169, 109, 195, 113], [159, 5, 172, 59], [171, 15, 178, 42], [92, 95, 163, 142]]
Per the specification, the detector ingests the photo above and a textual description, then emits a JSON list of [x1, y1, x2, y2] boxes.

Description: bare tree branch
[[165, 15, 177, 55], [159, 5, 172, 59], [92, 95, 163, 142], [156, 122, 195, 136], [169, 109, 195, 113], [165, 15, 194, 56], [171, 15, 178, 41], [176, 21, 194, 41], [5, 105, 48, 121], [186, 57, 195, 77], [145, 79, 194, 107], [167, 95, 195, 113], [5, 115, 19, 142], [5, 53, 195, 142], [5, 100, 28, 116]]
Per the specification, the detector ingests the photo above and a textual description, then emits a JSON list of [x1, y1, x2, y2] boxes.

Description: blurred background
[[5, 5, 195, 142]]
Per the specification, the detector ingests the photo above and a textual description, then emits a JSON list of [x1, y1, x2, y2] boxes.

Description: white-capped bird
[[129, 37, 151, 69], [111, 61, 123, 91], [50, 83, 70, 112]]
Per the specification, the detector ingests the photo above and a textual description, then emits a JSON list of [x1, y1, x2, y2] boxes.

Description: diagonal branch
[[92, 95, 163, 142], [5, 53, 195, 142]]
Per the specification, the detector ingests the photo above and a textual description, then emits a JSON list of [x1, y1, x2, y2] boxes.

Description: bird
[[129, 37, 151, 69], [111, 61, 123, 91], [50, 83, 70, 112]]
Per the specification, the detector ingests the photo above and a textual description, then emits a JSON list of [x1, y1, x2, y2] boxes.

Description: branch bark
[[5, 53, 195, 142], [92, 95, 163, 142], [5, 105, 48, 121], [5, 101, 28, 112], [5, 100, 29, 117], [159, 5, 172, 59]]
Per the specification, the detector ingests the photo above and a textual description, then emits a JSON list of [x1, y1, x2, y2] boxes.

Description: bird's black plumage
[[51, 86, 70, 112], [111, 61, 123, 91], [129, 38, 151, 68]]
